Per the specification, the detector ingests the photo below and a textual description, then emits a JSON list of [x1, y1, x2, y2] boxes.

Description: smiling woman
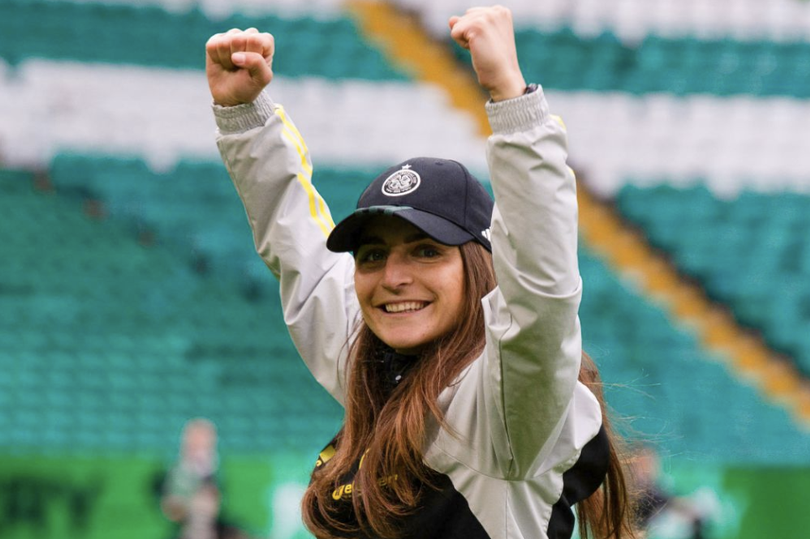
[[206, 6, 635, 539], [352, 217, 466, 355]]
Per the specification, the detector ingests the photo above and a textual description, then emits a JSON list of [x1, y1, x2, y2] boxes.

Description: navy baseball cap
[[326, 157, 494, 253]]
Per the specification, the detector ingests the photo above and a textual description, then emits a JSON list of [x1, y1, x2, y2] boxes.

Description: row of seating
[[0, 1, 407, 80], [47, 153, 372, 285], [543, 90, 810, 198], [12, 0, 347, 18], [0, 60, 489, 177], [398, 0, 810, 42], [508, 29, 810, 97]]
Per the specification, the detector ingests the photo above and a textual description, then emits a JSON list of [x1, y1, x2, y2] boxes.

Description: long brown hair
[[302, 241, 636, 539], [577, 353, 638, 539]]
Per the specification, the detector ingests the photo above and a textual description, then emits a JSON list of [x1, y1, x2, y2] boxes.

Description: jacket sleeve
[[483, 87, 588, 478], [212, 90, 358, 406], [432, 87, 598, 480]]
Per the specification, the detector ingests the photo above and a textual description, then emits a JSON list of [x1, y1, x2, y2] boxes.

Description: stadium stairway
[[578, 185, 810, 424], [615, 183, 810, 376], [578, 248, 810, 463]]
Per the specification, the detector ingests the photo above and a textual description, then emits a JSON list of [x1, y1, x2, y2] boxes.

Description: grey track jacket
[[213, 86, 606, 539]]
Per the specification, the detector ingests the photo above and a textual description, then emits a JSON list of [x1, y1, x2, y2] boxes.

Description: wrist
[[488, 78, 529, 103], [523, 83, 539, 95]]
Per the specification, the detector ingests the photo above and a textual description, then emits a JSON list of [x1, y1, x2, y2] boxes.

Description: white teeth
[[384, 301, 426, 313]]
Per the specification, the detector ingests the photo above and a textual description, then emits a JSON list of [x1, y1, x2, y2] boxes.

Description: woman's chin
[[378, 333, 429, 356]]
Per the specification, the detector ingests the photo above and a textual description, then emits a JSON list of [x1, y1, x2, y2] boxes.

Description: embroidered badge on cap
[[381, 165, 421, 197]]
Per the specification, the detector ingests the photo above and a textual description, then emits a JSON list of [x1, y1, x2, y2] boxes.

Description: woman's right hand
[[205, 28, 275, 107]]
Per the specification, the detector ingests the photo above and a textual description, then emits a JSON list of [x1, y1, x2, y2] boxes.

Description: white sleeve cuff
[[212, 90, 276, 135], [485, 86, 549, 135]]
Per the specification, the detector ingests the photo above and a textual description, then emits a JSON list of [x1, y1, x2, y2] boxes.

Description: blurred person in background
[[631, 445, 713, 539], [205, 6, 637, 539], [160, 418, 252, 539], [161, 418, 220, 539]]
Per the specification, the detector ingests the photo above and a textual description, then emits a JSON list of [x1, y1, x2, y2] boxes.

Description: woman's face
[[353, 216, 465, 355]]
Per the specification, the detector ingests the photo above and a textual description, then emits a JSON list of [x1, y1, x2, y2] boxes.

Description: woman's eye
[[357, 249, 386, 264], [416, 245, 441, 258]]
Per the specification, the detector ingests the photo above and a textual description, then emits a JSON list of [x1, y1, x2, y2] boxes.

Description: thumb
[[448, 16, 470, 49], [231, 52, 247, 66], [232, 51, 273, 85]]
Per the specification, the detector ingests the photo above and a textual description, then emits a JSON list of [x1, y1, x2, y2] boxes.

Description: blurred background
[[2, 0, 810, 538]]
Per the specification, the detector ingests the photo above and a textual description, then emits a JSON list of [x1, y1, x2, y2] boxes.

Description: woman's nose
[[381, 254, 413, 290]]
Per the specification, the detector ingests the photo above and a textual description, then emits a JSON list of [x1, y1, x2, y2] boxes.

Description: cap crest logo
[[381, 165, 421, 197]]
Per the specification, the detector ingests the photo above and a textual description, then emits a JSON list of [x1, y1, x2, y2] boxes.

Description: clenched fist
[[449, 6, 526, 102], [205, 28, 275, 107]]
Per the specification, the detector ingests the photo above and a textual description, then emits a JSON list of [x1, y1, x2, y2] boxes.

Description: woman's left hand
[[449, 6, 527, 102]]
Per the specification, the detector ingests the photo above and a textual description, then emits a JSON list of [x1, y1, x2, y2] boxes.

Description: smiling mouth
[[384, 301, 428, 313]]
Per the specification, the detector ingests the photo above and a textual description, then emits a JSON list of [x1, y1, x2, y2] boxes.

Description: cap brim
[[326, 206, 475, 253]]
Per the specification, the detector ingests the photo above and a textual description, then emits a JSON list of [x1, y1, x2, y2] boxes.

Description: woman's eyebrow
[[404, 233, 430, 244], [358, 232, 430, 247], [357, 235, 384, 246]]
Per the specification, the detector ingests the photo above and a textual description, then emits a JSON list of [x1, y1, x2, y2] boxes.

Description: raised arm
[[206, 30, 357, 404], [445, 7, 595, 478]]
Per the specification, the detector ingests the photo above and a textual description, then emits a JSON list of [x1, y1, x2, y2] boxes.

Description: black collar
[[379, 349, 418, 394]]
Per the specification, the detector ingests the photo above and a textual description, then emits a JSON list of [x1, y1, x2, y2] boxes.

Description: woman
[[205, 6, 635, 539]]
